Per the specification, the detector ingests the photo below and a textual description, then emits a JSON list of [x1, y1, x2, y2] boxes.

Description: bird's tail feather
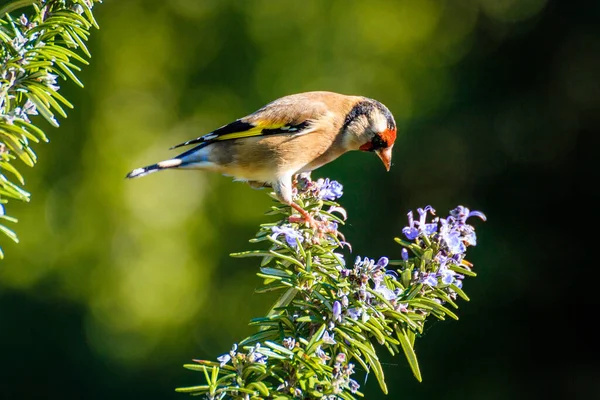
[[125, 158, 183, 179]]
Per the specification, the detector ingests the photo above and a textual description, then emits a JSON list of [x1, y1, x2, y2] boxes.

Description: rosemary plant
[[178, 174, 486, 399], [0, 0, 101, 257]]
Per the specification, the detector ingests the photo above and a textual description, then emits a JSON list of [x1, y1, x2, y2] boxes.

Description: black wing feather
[[170, 119, 255, 149]]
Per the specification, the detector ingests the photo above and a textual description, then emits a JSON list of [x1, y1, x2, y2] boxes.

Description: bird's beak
[[376, 146, 393, 171]]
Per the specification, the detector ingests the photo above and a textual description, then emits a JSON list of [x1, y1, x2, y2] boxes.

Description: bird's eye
[[371, 134, 386, 151]]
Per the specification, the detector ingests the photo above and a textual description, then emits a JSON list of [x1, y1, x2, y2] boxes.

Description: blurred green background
[[1, 0, 597, 398]]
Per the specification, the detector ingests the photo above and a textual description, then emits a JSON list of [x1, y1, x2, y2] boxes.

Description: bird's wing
[[170, 95, 329, 150]]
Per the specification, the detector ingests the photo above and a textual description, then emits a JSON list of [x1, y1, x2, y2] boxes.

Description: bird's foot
[[289, 203, 340, 239]]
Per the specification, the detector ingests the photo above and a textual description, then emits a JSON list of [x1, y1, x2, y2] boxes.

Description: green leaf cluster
[[0, 0, 100, 257]]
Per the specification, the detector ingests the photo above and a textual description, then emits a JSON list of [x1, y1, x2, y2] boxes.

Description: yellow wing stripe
[[214, 122, 288, 141], [214, 127, 264, 141]]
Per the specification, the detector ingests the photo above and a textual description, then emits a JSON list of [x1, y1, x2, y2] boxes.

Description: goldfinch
[[126, 91, 396, 228]]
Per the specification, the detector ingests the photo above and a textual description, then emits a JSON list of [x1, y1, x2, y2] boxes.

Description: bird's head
[[342, 98, 397, 171]]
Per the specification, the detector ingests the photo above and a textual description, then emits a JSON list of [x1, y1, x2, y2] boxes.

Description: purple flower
[[440, 220, 466, 254], [462, 226, 477, 246], [376, 257, 389, 268], [402, 212, 419, 240], [436, 205, 486, 255], [375, 284, 397, 301], [271, 225, 304, 248], [348, 379, 360, 394], [315, 346, 330, 363], [332, 301, 342, 322], [248, 344, 268, 364], [217, 343, 237, 366], [317, 178, 344, 201], [217, 354, 231, 367], [322, 331, 336, 345], [347, 308, 362, 320], [422, 273, 438, 287], [450, 206, 487, 225], [401, 248, 409, 261], [250, 352, 268, 364], [402, 206, 437, 240], [441, 270, 454, 285], [283, 337, 296, 350], [341, 295, 348, 307]]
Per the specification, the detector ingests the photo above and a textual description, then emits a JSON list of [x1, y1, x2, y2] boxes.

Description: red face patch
[[359, 142, 372, 151], [359, 128, 397, 152], [381, 128, 397, 147]]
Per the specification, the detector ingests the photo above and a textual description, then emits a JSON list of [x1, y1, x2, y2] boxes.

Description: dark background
[[1, 0, 597, 399]]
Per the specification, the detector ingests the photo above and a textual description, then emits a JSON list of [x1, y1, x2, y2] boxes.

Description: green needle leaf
[[396, 326, 422, 382]]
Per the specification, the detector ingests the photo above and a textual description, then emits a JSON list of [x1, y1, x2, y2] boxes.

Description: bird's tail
[[125, 158, 183, 179]]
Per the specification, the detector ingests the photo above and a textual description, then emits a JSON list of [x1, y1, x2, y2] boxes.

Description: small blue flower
[[401, 248, 409, 261], [462, 226, 477, 246], [271, 225, 304, 248], [440, 222, 466, 254], [332, 301, 342, 322], [448, 236, 466, 254], [436, 206, 486, 256], [440, 217, 467, 254], [375, 284, 397, 301], [417, 206, 438, 235], [348, 379, 360, 394], [322, 331, 336, 345], [422, 273, 438, 287], [450, 206, 487, 225], [402, 206, 437, 240], [317, 178, 344, 201], [341, 295, 348, 307], [315, 345, 330, 363], [217, 354, 231, 367], [347, 308, 362, 320], [217, 343, 238, 366], [376, 257, 389, 268], [250, 352, 268, 364], [402, 211, 419, 240], [441, 269, 454, 285], [248, 344, 268, 364], [283, 337, 296, 350]]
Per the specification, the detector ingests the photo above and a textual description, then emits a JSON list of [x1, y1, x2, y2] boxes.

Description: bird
[[126, 91, 397, 231]]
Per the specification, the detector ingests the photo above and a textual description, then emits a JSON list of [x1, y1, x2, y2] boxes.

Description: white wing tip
[[127, 167, 147, 178]]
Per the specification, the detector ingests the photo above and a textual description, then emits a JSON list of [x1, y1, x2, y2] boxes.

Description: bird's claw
[[289, 213, 341, 239], [288, 202, 342, 239]]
